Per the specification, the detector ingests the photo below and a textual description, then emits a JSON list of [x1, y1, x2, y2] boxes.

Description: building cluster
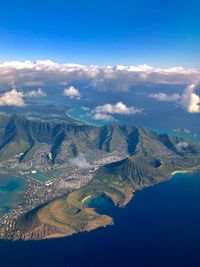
[[0, 147, 127, 239]]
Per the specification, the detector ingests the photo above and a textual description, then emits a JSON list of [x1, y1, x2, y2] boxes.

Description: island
[[0, 111, 200, 240]]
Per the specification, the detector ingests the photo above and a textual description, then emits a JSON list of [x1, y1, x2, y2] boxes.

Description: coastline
[[65, 108, 113, 127], [1, 167, 200, 267], [65, 109, 97, 126], [120, 167, 197, 208], [70, 167, 199, 240], [171, 170, 192, 176], [2, 167, 199, 241], [65, 109, 91, 126], [1, 110, 200, 241]]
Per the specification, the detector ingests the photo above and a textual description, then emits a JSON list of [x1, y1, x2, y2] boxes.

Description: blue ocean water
[[67, 107, 200, 142], [1, 172, 200, 267]]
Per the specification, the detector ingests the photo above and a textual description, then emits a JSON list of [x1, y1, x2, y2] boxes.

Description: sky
[[0, 0, 199, 67], [0, 0, 200, 127]]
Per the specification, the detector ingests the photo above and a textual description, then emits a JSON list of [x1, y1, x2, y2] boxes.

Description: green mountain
[[1, 114, 198, 164], [1, 114, 200, 240]]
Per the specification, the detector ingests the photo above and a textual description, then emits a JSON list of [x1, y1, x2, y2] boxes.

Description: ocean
[[0, 171, 200, 267]]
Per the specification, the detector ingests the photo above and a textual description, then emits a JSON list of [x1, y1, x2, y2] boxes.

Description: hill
[[0, 114, 200, 240]]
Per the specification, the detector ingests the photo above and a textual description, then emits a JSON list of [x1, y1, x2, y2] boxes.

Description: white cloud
[[94, 102, 142, 115], [0, 87, 47, 107], [92, 113, 116, 122], [148, 92, 181, 102], [69, 153, 91, 169], [25, 88, 47, 97], [91, 102, 142, 121], [148, 83, 200, 113], [180, 84, 200, 113], [0, 89, 25, 107], [0, 60, 199, 112], [63, 86, 81, 99], [0, 60, 199, 92]]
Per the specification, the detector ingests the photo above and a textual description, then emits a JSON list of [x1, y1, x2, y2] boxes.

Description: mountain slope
[[0, 114, 198, 240]]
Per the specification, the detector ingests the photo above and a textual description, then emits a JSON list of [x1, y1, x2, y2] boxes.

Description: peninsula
[[0, 112, 200, 240]]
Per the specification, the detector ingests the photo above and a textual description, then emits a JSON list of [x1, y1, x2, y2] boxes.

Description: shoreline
[[120, 167, 197, 208], [171, 170, 192, 176], [25, 168, 200, 241], [65, 109, 96, 126], [1, 165, 199, 242], [65, 108, 112, 127]]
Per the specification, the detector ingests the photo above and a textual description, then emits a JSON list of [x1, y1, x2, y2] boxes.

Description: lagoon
[[0, 174, 26, 217]]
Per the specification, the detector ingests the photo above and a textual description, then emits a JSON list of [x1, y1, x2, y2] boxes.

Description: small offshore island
[[0, 107, 200, 241]]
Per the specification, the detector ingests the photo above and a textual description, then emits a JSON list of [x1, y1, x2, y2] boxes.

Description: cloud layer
[[0, 60, 199, 92], [0, 60, 199, 113]]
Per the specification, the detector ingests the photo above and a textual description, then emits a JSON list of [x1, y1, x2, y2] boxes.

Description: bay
[[0, 172, 200, 266]]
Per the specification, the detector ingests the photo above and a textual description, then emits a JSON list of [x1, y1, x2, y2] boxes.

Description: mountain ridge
[[1, 113, 200, 240]]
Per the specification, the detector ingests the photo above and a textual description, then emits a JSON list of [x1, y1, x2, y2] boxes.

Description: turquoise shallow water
[[0, 174, 26, 217], [67, 107, 114, 126], [28, 169, 62, 183], [0, 172, 200, 267], [67, 107, 200, 142]]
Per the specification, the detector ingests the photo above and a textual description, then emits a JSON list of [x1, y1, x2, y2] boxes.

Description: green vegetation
[[9, 113, 200, 239]]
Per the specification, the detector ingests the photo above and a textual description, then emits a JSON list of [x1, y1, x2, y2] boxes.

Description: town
[[0, 148, 127, 239]]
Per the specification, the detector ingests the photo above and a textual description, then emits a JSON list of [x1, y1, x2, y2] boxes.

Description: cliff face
[[0, 114, 198, 164], [0, 114, 141, 163]]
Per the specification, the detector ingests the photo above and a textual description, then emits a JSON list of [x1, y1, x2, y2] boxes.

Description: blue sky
[[0, 0, 199, 67]]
